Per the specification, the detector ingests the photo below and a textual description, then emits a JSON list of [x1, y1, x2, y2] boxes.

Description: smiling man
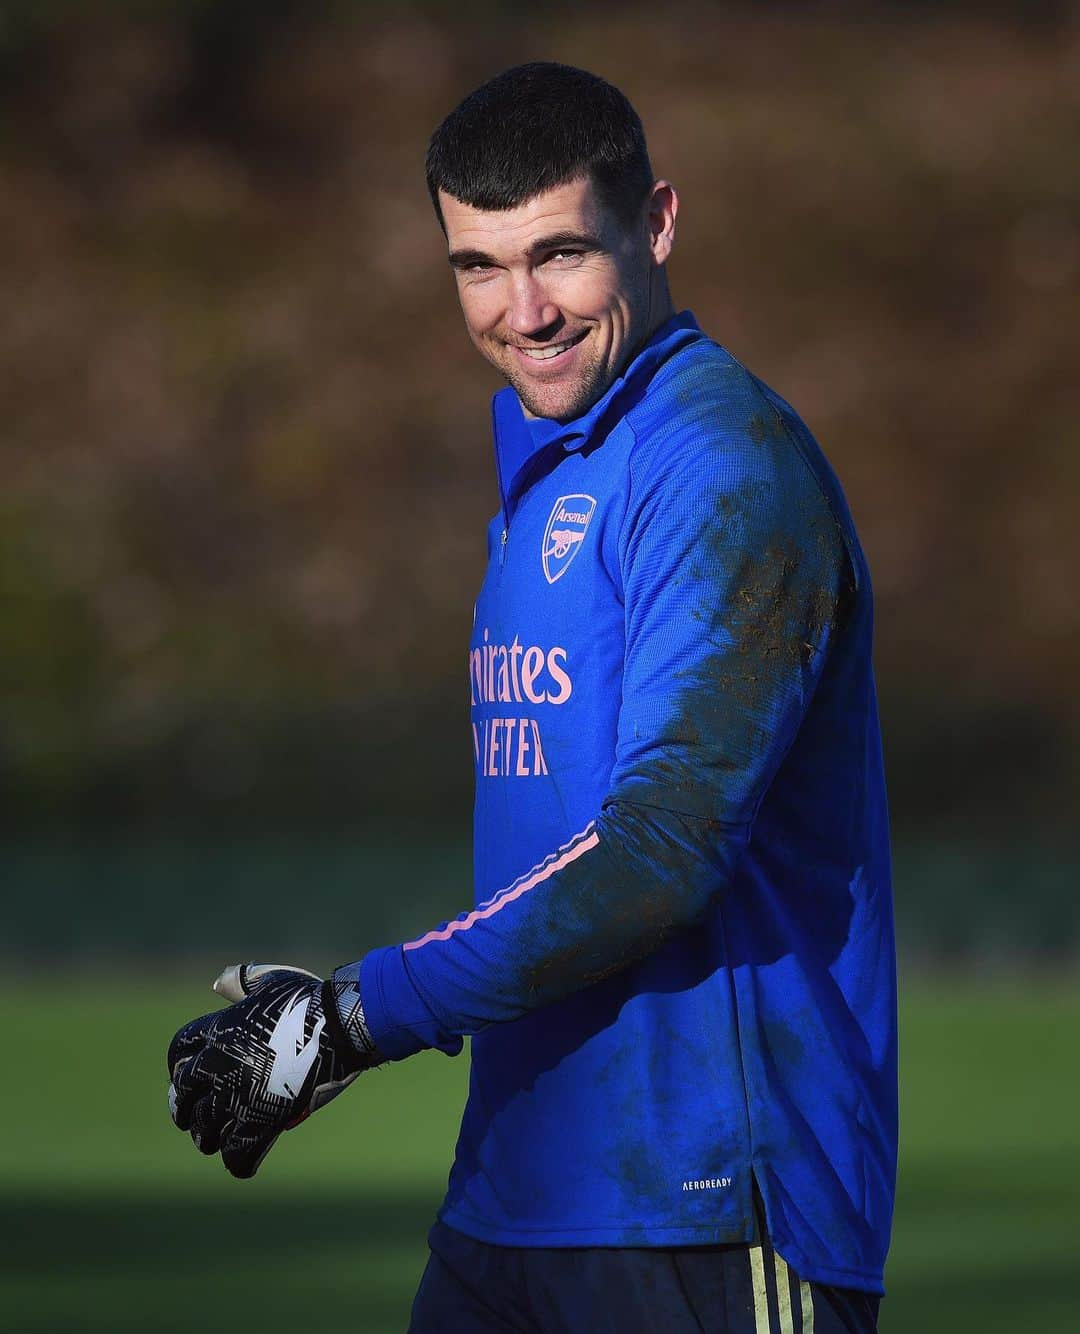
[[167, 63, 897, 1334], [440, 168, 675, 422]]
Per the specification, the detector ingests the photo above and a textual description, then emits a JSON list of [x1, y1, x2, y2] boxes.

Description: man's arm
[[339, 418, 853, 1062]]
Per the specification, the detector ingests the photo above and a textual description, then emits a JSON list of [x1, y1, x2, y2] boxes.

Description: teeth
[[519, 338, 580, 360]]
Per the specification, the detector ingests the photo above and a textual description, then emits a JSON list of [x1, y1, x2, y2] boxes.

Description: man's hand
[[167, 962, 378, 1178]]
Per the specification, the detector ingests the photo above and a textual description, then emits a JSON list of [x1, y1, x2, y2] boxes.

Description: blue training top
[[351, 312, 898, 1295]]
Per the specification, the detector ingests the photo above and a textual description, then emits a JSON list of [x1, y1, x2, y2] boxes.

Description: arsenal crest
[[541, 494, 597, 584]]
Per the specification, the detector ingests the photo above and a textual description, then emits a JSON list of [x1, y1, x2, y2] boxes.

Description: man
[[167, 63, 897, 1334]]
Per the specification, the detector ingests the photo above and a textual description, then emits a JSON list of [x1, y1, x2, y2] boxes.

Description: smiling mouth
[[511, 330, 588, 362]]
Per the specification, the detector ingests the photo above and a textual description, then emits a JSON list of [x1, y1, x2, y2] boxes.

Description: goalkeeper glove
[[167, 962, 379, 1178]]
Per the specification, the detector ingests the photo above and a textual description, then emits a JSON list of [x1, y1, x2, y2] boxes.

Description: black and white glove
[[167, 962, 380, 1178]]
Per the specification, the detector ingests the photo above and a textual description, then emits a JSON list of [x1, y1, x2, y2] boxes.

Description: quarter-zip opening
[[491, 397, 510, 530], [491, 396, 511, 573]]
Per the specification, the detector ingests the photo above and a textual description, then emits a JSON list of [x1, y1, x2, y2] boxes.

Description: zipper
[[491, 395, 511, 574]]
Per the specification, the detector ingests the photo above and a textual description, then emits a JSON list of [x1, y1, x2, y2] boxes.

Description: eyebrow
[[448, 230, 604, 269]]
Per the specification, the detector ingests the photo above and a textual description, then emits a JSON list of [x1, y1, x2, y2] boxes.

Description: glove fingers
[[168, 1046, 215, 1131], [221, 1122, 279, 1179], [167, 1010, 216, 1078], [189, 1092, 233, 1156]]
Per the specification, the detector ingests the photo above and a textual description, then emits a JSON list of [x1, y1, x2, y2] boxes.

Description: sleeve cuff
[[334, 947, 463, 1063]]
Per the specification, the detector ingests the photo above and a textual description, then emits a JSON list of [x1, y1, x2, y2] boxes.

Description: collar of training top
[[491, 310, 704, 522]]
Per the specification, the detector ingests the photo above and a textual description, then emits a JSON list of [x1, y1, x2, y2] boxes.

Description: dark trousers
[[409, 1220, 880, 1334]]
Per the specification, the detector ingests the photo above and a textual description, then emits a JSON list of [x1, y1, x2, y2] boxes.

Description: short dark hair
[[426, 63, 654, 232]]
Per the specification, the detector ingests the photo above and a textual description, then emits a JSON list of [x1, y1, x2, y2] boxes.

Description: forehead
[[439, 176, 612, 257]]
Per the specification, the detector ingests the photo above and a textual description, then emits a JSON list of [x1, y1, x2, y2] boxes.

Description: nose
[[506, 273, 560, 338]]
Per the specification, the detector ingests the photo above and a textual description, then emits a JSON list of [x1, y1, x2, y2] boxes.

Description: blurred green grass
[[1, 979, 1077, 1333]]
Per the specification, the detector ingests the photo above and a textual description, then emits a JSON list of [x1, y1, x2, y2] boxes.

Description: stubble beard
[[498, 337, 610, 423]]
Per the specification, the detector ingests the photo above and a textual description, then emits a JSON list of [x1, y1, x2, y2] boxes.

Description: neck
[[638, 290, 676, 356], [621, 272, 676, 378]]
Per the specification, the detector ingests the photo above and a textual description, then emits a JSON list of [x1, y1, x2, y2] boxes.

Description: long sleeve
[[347, 411, 852, 1062]]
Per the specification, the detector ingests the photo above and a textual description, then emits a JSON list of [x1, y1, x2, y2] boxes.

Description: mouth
[[508, 329, 589, 365]]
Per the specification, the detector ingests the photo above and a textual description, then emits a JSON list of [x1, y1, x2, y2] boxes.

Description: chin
[[514, 375, 605, 423], [520, 392, 581, 422]]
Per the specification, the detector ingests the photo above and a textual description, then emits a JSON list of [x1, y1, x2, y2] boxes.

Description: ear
[[647, 181, 678, 267]]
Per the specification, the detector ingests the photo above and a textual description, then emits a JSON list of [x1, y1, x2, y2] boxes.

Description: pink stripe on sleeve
[[404, 827, 601, 951], [475, 822, 599, 912]]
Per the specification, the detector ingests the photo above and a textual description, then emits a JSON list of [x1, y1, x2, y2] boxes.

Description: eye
[[451, 257, 499, 280], [454, 264, 498, 287], [545, 249, 583, 266]]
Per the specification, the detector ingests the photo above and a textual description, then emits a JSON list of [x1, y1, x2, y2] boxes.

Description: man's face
[[440, 176, 668, 422]]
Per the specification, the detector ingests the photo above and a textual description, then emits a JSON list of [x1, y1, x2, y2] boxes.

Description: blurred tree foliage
[[0, 1, 1077, 838]]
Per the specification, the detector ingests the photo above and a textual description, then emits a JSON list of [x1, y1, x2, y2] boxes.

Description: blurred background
[[1, 1, 1077, 1330]]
